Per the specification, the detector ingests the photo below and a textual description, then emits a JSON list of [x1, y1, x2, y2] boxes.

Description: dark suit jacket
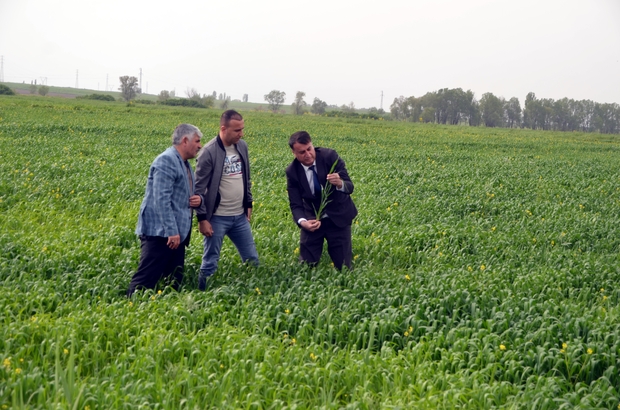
[[286, 147, 358, 228]]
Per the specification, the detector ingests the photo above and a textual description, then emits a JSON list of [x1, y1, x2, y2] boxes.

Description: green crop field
[[1, 95, 619, 409]]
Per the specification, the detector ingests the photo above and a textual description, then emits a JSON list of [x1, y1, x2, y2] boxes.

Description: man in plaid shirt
[[127, 124, 203, 296]]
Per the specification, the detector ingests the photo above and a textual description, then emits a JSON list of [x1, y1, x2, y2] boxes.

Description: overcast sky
[[1, 0, 619, 108]]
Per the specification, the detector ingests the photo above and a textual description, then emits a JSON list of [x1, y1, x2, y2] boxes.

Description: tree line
[[390, 88, 620, 134]]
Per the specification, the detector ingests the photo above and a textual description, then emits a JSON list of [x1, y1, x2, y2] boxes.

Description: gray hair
[[172, 123, 202, 145]]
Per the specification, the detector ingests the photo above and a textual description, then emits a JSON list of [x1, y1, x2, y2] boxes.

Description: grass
[[0, 94, 619, 409]]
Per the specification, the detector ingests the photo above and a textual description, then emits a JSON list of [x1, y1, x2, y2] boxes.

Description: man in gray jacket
[[194, 110, 259, 290], [127, 124, 203, 296]]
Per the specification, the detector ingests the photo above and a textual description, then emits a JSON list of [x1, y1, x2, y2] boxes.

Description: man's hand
[[326, 172, 343, 189], [167, 234, 181, 249], [199, 220, 214, 237], [189, 195, 201, 208], [246, 208, 252, 222], [301, 219, 321, 232]]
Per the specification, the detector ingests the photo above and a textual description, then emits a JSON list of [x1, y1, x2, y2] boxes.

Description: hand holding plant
[[313, 159, 339, 220]]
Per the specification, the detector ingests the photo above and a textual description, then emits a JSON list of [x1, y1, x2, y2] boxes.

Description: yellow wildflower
[[500, 344, 506, 351], [405, 274, 411, 281], [587, 348, 593, 355]]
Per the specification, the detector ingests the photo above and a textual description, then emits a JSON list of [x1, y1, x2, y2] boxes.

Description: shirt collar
[[301, 161, 317, 172]]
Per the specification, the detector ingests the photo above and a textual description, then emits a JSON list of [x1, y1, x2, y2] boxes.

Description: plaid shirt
[[135, 147, 194, 241]]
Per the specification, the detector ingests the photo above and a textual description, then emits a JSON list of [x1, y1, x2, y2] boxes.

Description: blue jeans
[[199, 214, 259, 289]]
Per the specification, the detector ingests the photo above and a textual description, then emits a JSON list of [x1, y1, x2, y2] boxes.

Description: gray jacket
[[194, 135, 253, 222], [136, 146, 195, 241]]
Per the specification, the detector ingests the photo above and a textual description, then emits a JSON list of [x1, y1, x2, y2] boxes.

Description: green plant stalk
[[313, 159, 339, 221]]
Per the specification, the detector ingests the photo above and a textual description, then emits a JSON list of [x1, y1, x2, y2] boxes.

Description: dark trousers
[[126, 235, 187, 297], [299, 218, 352, 270]]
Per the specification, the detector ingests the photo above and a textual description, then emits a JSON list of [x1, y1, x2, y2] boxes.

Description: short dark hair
[[220, 110, 243, 127], [289, 130, 312, 149]]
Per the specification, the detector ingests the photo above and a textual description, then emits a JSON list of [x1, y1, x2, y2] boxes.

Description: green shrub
[[159, 98, 207, 108], [38, 85, 50, 96], [76, 93, 116, 101], [0, 84, 15, 95]]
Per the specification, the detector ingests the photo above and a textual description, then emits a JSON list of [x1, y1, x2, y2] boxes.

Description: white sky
[[1, 0, 619, 108]]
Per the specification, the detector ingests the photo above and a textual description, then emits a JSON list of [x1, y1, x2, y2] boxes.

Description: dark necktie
[[309, 165, 321, 196]]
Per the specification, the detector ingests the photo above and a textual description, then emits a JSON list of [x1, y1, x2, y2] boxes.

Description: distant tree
[[243, 94, 248, 103], [186, 87, 200, 99], [0, 84, 15, 95], [170, 90, 176, 98], [553, 98, 571, 131], [468, 98, 481, 126], [158, 90, 170, 101], [523, 92, 538, 129], [311, 97, 327, 114], [203, 95, 215, 109], [218, 93, 223, 100], [291, 91, 307, 115], [38, 85, 50, 96], [119, 76, 139, 101], [220, 96, 231, 110], [212, 91, 217, 99], [29, 84, 37, 94], [504, 97, 522, 128], [390, 96, 411, 120], [479, 92, 505, 127], [593, 102, 620, 134], [580, 99, 596, 132], [341, 101, 356, 113], [420, 107, 436, 123], [264, 90, 286, 112]]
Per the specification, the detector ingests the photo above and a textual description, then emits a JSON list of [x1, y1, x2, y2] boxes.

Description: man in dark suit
[[286, 131, 358, 270]]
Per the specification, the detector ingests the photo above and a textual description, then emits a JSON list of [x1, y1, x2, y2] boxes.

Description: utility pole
[[106, 74, 108, 92], [75, 70, 79, 88], [139, 68, 142, 92], [0, 56, 4, 82], [380, 91, 383, 110]]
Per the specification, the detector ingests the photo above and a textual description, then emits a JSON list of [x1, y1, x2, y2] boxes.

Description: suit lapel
[[295, 160, 314, 198], [173, 148, 192, 197]]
